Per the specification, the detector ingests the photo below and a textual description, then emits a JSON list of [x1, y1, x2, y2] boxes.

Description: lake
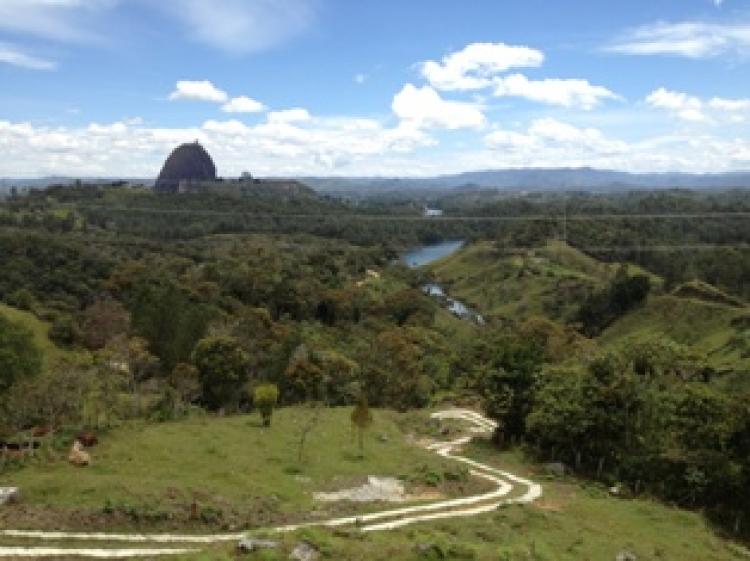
[[401, 240, 465, 268]]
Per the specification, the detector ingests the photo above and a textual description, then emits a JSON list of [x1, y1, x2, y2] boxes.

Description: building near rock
[[154, 142, 217, 193]]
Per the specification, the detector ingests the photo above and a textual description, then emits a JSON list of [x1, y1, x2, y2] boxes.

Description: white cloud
[[645, 87, 707, 121], [0, 43, 56, 70], [645, 87, 750, 122], [0, 0, 115, 43], [709, 97, 750, 112], [354, 73, 367, 85], [609, 21, 750, 58], [485, 118, 628, 156], [421, 42, 544, 91], [221, 96, 266, 113], [2, 115, 750, 177], [392, 84, 486, 130], [169, 80, 228, 103], [163, 0, 315, 54], [481, 118, 750, 172], [0, 114, 437, 177], [493, 74, 619, 109], [268, 108, 312, 123]]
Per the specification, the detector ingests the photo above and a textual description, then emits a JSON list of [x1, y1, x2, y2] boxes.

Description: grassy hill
[[427, 240, 624, 323], [3, 408, 748, 561], [0, 407, 481, 532], [601, 293, 750, 371]]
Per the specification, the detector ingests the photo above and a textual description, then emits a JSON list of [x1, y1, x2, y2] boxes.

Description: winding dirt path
[[0, 409, 541, 558]]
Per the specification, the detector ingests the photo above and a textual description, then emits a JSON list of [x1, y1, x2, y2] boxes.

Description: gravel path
[[0, 409, 541, 558]]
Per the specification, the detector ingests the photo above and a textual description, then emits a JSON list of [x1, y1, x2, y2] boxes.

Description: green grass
[[0, 303, 72, 367], [3, 408, 747, 560], [427, 240, 625, 323], [601, 294, 750, 370], [1, 407, 474, 530], [166, 445, 748, 561]]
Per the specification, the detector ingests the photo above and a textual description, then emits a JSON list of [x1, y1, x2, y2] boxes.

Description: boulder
[[616, 550, 638, 561], [0, 487, 19, 505], [290, 541, 320, 561], [237, 537, 280, 553], [68, 440, 91, 467]]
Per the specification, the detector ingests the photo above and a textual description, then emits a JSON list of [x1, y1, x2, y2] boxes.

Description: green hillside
[[428, 240, 631, 323], [601, 294, 750, 371]]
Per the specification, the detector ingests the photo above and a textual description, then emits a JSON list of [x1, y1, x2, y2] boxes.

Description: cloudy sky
[[1, 0, 749, 177]]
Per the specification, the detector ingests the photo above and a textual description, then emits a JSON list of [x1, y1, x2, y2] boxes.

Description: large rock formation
[[155, 142, 217, 193]]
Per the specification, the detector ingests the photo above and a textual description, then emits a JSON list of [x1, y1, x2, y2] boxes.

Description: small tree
[[351, 395, 373, 455], [253, 384, 279, 427], [192, 335, 249, 411]]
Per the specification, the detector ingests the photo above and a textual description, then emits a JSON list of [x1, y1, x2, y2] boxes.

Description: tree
[[169, 362, 201, 417], [102, 336, 159, 416], [478, 336, 542, 446], [253, 384, 279, 427], [350, 394, 373, 455], [192, 335, 250, 411], [0, 315, 42, 393], [80, 297, 130, 350]]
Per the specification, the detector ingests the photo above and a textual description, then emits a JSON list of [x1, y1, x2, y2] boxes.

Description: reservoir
[[401, 240, 485, 325], [401, 240, 464, 268]]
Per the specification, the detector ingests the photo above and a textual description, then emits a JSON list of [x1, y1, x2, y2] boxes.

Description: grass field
[[3, 408, 749, 560], [0, 407, 480, 532], [165, 445, 750, 561]]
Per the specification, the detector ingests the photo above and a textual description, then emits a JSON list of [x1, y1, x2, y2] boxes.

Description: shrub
[[253, 384, 279, 427]]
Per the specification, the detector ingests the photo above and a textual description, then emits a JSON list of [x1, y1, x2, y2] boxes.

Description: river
[[401, 241, 485, 325]]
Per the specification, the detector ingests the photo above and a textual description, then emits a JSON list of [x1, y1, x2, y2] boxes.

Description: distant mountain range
[[2, 168, 750, 194], [298, 168, 750, 193]]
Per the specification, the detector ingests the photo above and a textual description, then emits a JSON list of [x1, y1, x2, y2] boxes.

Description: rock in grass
[[237, 537, 280, 553], [616, 551, 638, 561], [0, 487, 19, 505], [290, 541, 320, 561]]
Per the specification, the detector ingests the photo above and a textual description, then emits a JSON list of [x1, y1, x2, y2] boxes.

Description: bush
[[253, 384, 279, 427]]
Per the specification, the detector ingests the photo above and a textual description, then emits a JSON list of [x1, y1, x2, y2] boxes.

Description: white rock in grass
[[0, 487, 19, 505]]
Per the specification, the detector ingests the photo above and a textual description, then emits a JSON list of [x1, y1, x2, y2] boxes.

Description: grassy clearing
[[0, 407, 481, 531]]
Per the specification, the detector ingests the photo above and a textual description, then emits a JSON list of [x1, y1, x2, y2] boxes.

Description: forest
[[1, 182, 749, 545]]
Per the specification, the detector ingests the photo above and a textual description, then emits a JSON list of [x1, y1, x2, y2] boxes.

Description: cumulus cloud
[[481, 118, 750, 172], [0, 112, 437, 178], [268, 108, 312, 123], [163, 0, 315, 54], [392, 84, 486, 130], [485, 118, 628, 156], [609, 21, 750, 58], [645, 87, 707, 122], [0, 42, 56, 70], [221, 96, 266, 113], [493, 74, 619, 109], [645, 87, 750, 122], [169, 80, 228, 103], [421, 42, 544, 91]]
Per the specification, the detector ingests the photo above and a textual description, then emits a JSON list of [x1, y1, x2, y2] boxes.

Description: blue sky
[[0, 0, 749, 177]]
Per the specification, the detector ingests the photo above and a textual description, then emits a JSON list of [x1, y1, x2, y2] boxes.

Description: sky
[[0, 0, 749, 178]]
